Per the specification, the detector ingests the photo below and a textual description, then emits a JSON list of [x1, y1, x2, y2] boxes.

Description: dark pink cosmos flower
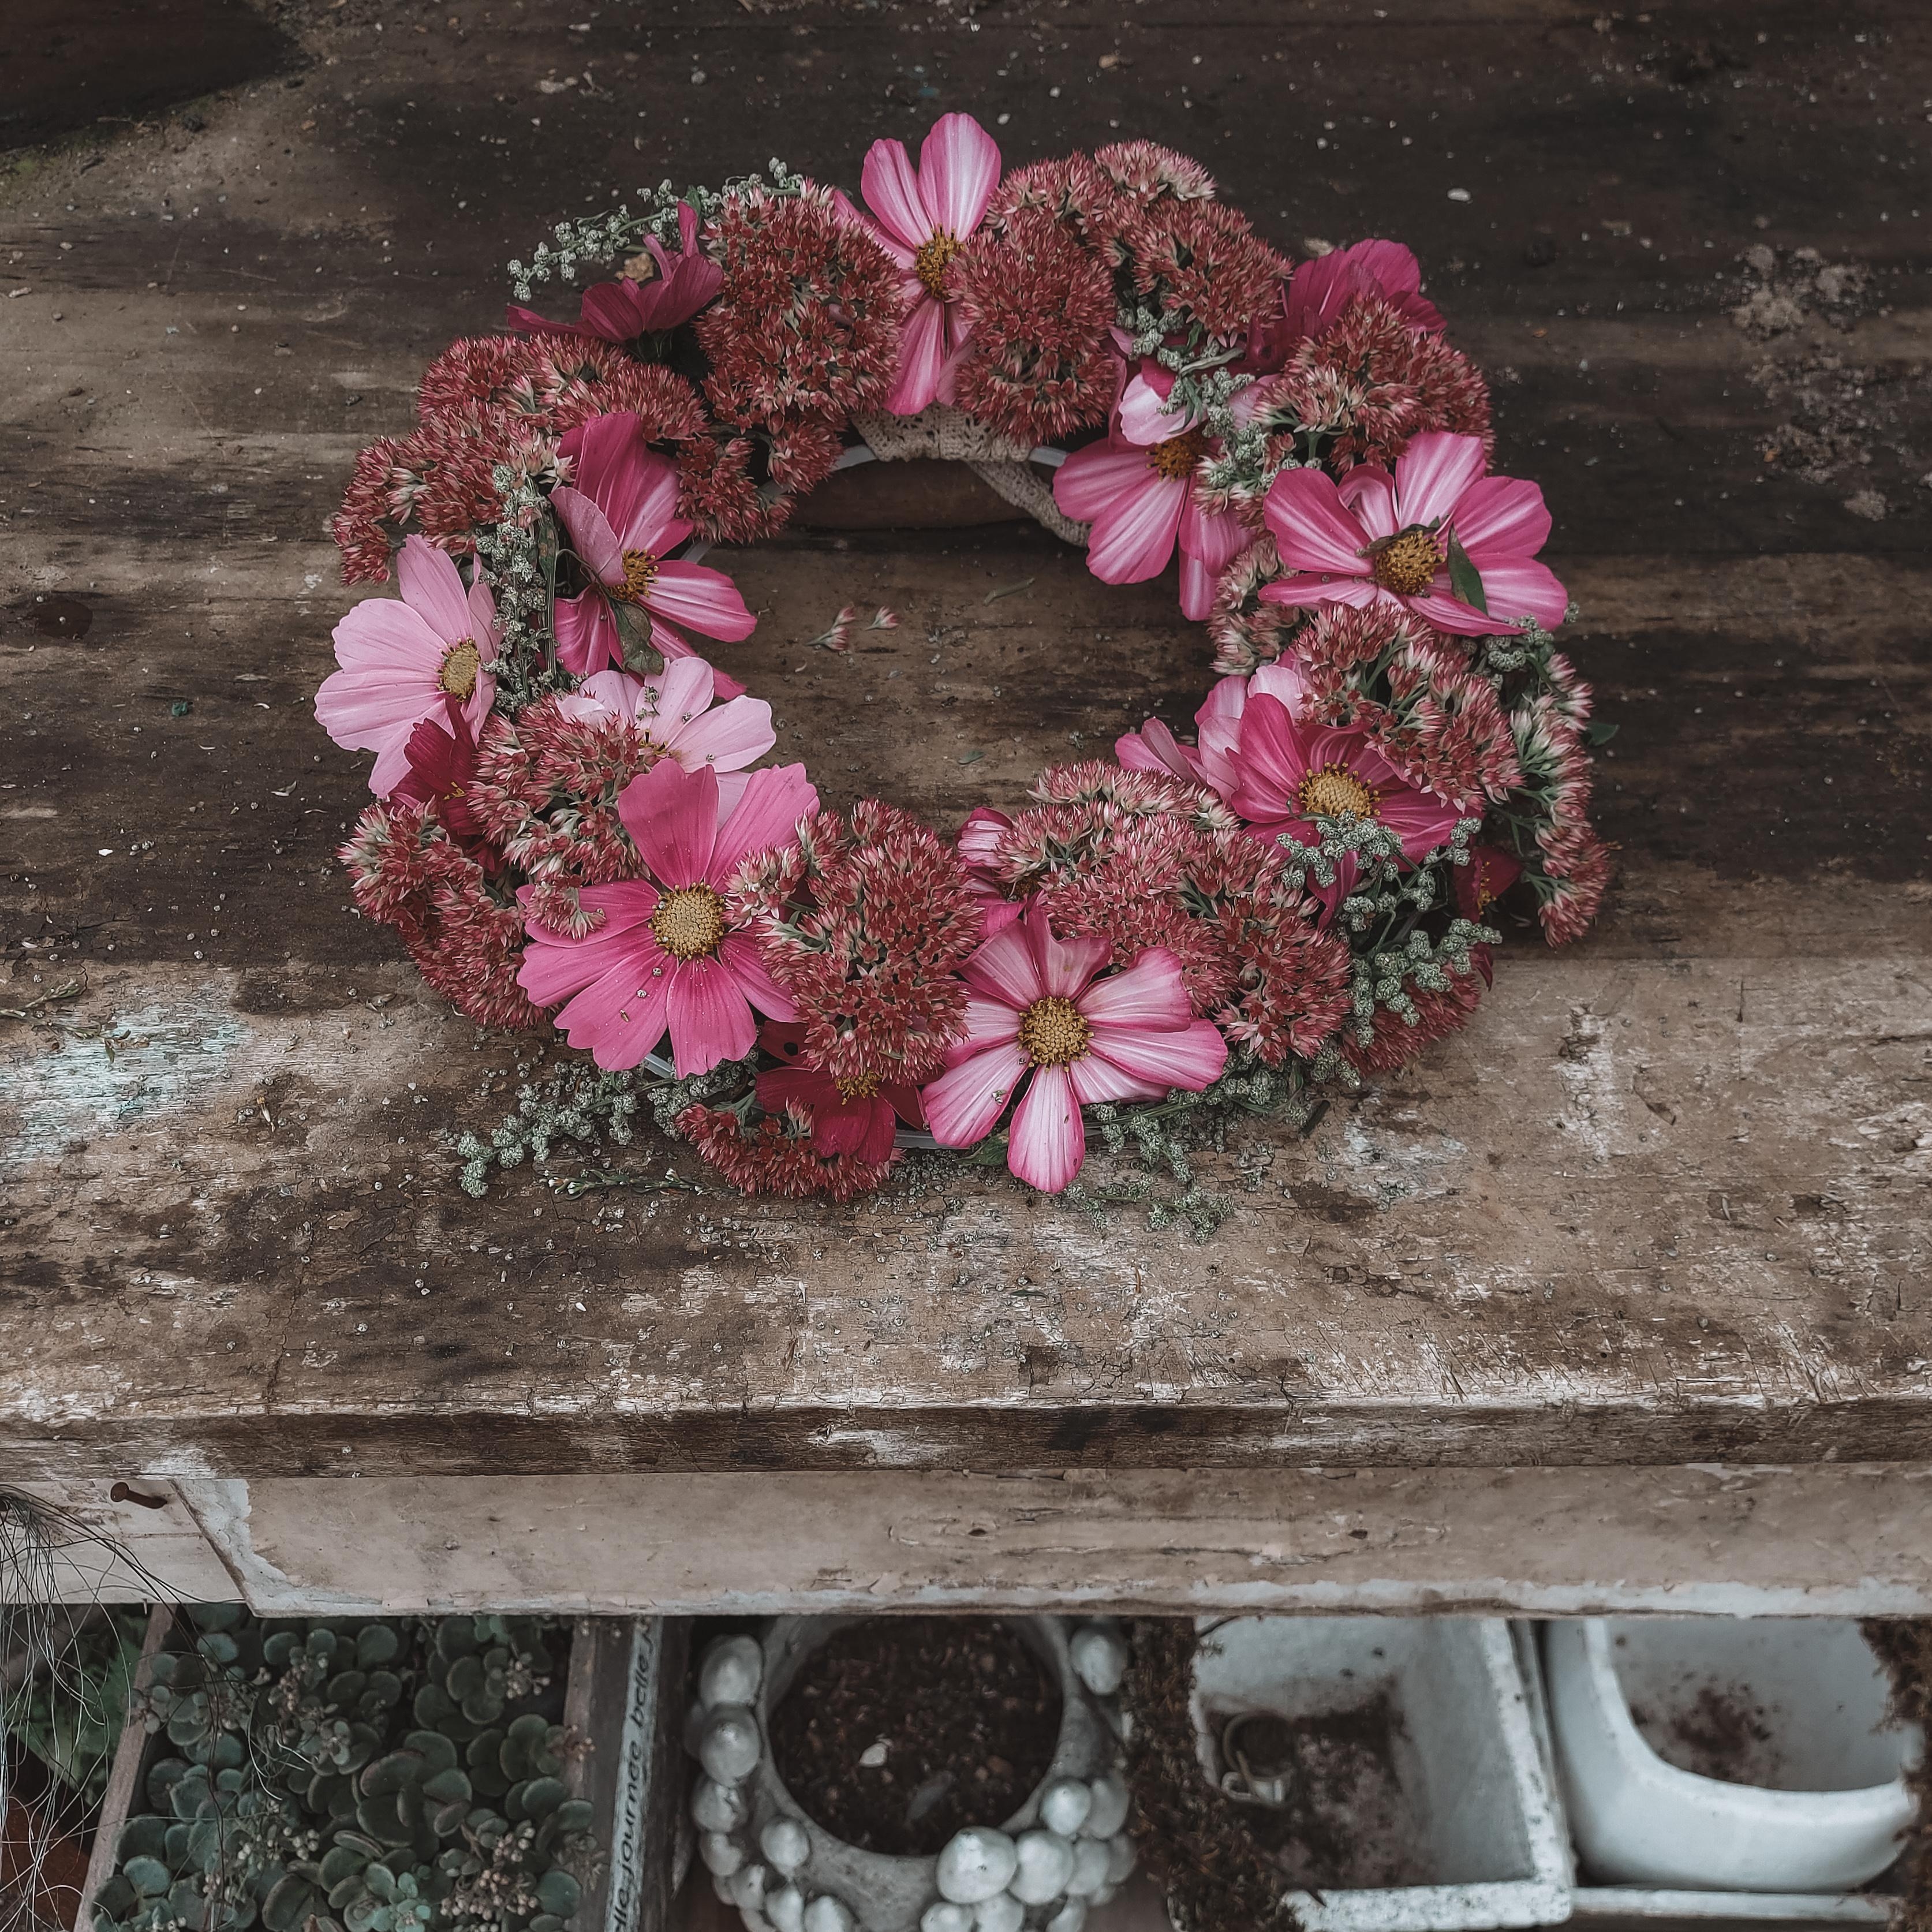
[[503, 202, 722, 342], [390, 696, 488, 851], [549, 412, 757, 678], [860, 112, 1003, 416], [1117, 661, 1313, 803], [517, 758, 816, 1076], [1226, 693, 1468, 894], [1240, 239, 1444, 376], [1455, 842, 1524, 921], [922, 912, 1227, 1194], [1260, 431, 1567, 637], [1053, 361, 1250, 621], [755, 1020, 925, 1164]]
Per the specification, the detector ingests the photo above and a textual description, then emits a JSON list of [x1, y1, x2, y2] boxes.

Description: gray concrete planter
[[689, 1617, 1136, 1932]]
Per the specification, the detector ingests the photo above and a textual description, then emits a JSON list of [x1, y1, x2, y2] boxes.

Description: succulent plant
[[98, 1612, 591, 1932]]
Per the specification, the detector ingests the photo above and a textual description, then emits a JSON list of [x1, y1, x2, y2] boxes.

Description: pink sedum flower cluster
[[319, 116, 1610, 1209]]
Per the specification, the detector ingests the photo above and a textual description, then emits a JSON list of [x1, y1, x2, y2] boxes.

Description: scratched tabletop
[[1, 0, 1928, 1479]]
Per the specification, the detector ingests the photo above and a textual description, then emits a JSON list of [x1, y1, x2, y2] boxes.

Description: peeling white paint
[[0, 1000, 251, 1167]]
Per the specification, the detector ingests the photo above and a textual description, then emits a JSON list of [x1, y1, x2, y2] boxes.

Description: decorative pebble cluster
[[690, 1621, 1137, 1932]]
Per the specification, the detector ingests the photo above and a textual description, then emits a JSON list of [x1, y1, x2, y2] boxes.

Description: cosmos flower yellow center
[[914, 229, 962, 298], [1018, 995, 1092, 1068], [437, 638, 481, 698], [650, 884, 725, 962], [1147, 427, 1209, 481], [835, 1073, 882, 1102], [616, 550, 660, 602], [1369, 528, 1443, 595], [1298, 763, 1381, 820]]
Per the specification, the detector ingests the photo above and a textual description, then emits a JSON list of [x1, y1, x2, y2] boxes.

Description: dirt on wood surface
[[1120, 1620, 1299, 1931], [767, 1617, 1061, 1856], [1229, 1695, 1430, 1890], [1863, 1621, 1932, 1930]]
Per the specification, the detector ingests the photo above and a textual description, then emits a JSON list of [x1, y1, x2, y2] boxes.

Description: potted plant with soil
[[687, 1617, 1135, 1932], [1120, 1616, 1569, 1932]]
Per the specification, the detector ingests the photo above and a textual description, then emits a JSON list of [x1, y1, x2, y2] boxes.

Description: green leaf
[[364, 1866, 397, 1904], [190, 1605, 244, 1634], [319, 1845, 369, 1890], [552, 1801, 593, 1835], [125, 1858, 174, 1899], [406, 1733, 458, 1776], [518, 1778, 566, 1821], [535, 1870, 581, 1918], [355, 1626, 401, 1671], [261, 1878, 320, 1932], [119, 1817, 171, 1863], [444, 1657, 484, 1703], [1445, 532, 1488, 614], [1585, 719, 1619, 746], [421, 1769, 470, 1805], [197, 1633, 240, 1666]]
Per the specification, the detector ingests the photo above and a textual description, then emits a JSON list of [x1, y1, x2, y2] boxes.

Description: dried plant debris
[[1120, 1620, 1301, 1932], [1862, 1620, 1932, 1931], [1731, 246, 1926, 513]]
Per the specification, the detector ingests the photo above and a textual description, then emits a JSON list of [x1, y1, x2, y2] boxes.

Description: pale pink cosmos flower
[[1117, 660, 1313, 801], [504, 203, 722, 342], [518, 757, 817, 1077], [315, 535, 499, 797], [861, 112, 1002, 416], [556, 657, 776, 813], [1053, 360, 1250, 620], [1261, 431, 1567, 637], [954, 805, 1025, 939], [550, 412, 757, 679], [922, 913, 1227, 1194]]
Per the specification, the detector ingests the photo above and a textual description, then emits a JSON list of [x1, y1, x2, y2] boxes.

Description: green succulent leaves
[[98, 1611, 589, 1932]]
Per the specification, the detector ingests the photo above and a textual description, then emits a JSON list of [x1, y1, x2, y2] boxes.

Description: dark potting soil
[[1231, 1694, 1431, 1890], [767, 1617, 1061, 1857]]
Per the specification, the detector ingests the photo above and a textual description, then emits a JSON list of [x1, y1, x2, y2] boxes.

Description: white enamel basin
[[1545, 1619, 1919, 1892]]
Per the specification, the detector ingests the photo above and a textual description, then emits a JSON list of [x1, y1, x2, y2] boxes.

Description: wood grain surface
[[2, 0, 1929, 1479]]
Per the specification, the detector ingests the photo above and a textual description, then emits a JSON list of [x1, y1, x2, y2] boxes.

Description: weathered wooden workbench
[[2, 0, 1929, 1613]]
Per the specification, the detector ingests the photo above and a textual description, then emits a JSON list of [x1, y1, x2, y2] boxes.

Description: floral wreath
[[319, 117, 1612, 1209]]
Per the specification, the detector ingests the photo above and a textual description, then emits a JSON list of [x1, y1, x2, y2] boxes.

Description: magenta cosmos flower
[[1118, 660, 1313, 801], [861, 112, 1001, 416], [315, 535, 499, 797], [518, 757, 816, 1076], [1261, 430, 1567, 637], [922, 913, 1228, 1194], [550, 412, 756, 678], [1053, 361, 1249, 620], [1228, 692, 1467, 865], [504, 202, 722, 342], [556, 658, 773, 797], [756, 1021, 926, 1164]]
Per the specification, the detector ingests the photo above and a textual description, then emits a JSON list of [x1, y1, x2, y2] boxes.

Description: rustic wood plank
[[2, 0, 1929, 1485], [73, 1604, 171, 1932], [160, 1468, 1932, 1617]]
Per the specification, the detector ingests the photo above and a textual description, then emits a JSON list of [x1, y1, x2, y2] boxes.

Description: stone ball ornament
[[686, 1617, 1137, 1932]]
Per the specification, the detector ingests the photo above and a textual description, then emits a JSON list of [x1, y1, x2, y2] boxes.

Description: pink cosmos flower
[[1285, 239, 1444, 342], [861, 113, 1002, 416], [550, 412, 757, 679], [1227, 692, 1467, 872], [954, 805, 1026, 939], [1454, 842, 1524, 921], [921, 913, 1228, 1194], [1118, 660, 1312, 801], [503, 202, 722, 342], [1053, 361, 1250, 620], [518, 758, 817, 1077], [1260, 431, 1567, 637], [756, 1021, 925, 1164], [315, 535, 499, 797], [556, 659, 774, 798]]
